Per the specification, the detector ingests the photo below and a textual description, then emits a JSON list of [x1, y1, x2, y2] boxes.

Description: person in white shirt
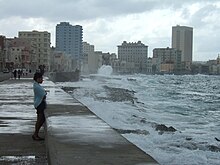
[[32, 72, 47, 141]]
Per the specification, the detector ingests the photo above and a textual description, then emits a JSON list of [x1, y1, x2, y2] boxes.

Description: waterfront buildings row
[[0, 31, 51, 72], [0, 23, 220, 75]]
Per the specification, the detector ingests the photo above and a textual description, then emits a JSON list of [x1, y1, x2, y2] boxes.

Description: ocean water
[[56, 66, 220, 165]]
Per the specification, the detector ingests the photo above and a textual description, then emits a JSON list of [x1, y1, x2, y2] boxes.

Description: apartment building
[[6, 38, 37, 70], [82, 42, 95, 74], [56, 22, 83, 63], [172, 25, 193, 63], [82, 41, 94, 65], [18, 30, 51, 71], [153, 47, 182, 73], [118, 41, 148, 73]]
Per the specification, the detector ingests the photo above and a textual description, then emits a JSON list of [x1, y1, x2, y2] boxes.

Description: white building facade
[[82, 42, 95, 74], [118, 41, 148, 73], [18, 30, 51, 71]]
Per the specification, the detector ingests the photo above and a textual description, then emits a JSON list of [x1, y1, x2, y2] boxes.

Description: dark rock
[[127, 78, 136, 81], [215, 137, 220, 142], [155, 124, 177, 134], [207, 145, 220, 152], [100, 86, 137, 103], [62, 87, 80, 93], [114, 128, 149, 135], [140, 118, 146, 123], [136, 101, 145, 104], [185, 137, 192, 141]]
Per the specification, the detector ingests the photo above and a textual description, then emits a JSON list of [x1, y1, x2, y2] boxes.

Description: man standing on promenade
[[32, 72, 47, 141]]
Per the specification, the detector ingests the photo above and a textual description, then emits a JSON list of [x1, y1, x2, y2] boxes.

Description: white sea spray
[[57, 73, 220, 165]]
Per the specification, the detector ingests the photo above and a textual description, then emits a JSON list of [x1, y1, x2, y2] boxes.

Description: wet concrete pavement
[[0, 77, 159, 165], [0, 133, 47, 164], [0, 78, 47, 164]]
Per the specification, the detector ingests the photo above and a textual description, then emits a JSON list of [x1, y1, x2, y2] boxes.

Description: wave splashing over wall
[[97, 65, 113, 76]]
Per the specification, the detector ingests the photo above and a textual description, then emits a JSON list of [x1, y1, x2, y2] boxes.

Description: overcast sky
[[0, 0, 220, 61]]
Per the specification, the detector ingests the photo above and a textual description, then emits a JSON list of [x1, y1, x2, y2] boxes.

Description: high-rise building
[[172, 25, 193, 62], [18, 30, 51, 71], [56, 22, 83, 61]]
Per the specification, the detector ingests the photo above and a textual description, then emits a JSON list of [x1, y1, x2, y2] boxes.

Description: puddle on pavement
[[0, 155, 47, 164], [0, 156, 35, 162]]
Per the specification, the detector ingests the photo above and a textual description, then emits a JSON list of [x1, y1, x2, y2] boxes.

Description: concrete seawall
[[0, 77, 159, 164], [48, 71, 79, 82], [0, 73, 11, 82], [45, 85, 159, 164]]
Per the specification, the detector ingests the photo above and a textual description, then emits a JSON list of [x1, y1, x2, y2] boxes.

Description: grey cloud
[[196, 33, 220, 52], [0, 0, 219, 61], [1, 0, 219, 22], [189, 4, 220, 28], [0, 0, 151, 21]]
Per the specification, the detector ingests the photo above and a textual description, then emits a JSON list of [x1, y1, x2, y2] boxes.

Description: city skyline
[[0, 0, 220, 61]]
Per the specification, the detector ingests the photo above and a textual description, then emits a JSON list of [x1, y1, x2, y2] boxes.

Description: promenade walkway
[[0, 77, 159, 165], [0, 78, 47, 164]]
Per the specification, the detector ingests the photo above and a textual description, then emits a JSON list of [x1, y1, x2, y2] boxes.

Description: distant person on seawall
[[32, 72, 47, 141], [13, 69, 17, 79]]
